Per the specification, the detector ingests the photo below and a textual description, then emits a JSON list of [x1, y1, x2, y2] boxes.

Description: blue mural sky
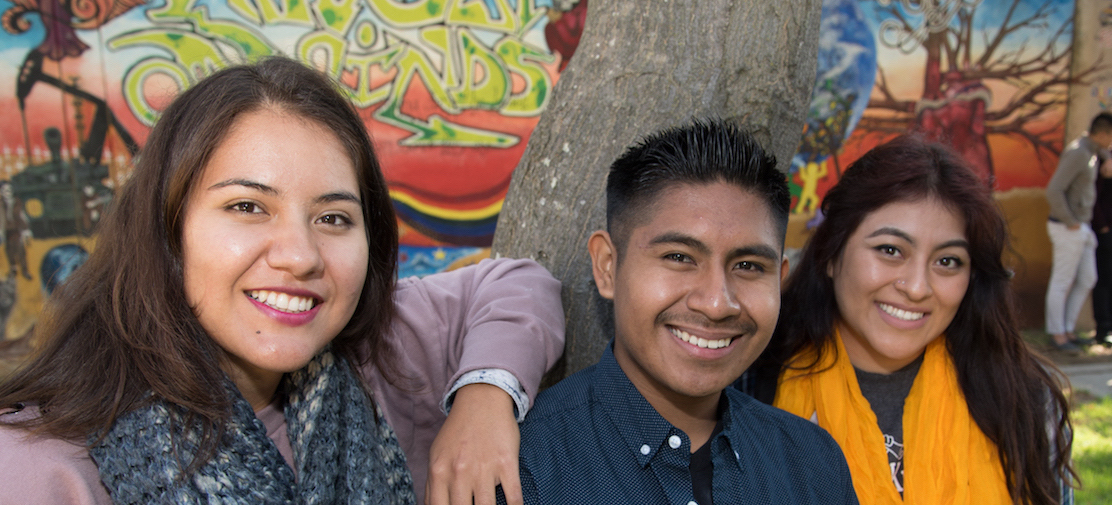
[[860, 0, 1074, 55]]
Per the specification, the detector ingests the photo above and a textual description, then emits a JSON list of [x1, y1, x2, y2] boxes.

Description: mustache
[[654, 311, 758, 336]]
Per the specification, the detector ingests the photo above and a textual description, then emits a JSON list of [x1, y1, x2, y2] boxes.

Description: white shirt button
[[668, 435, 682, 449], [688, 501, 698, 505], [640, 444, 650, 455]]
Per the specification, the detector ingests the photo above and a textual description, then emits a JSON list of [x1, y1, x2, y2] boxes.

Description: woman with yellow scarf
[[743, 135, 1075, 505]]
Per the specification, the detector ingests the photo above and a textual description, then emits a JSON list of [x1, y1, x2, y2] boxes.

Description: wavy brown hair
[[0, 57, 399, 459], [758, 135, 1074, 504]]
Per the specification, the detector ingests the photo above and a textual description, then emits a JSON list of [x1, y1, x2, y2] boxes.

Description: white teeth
[[879, 303, 924, 321], [249, 290, 316, 314], [669, 327, 732, 349]]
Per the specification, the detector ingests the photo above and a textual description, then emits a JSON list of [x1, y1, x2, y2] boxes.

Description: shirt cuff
[[441, 368, 528, 422]]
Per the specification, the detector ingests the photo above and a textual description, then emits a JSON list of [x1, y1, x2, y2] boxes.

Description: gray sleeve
[[1046, 148, 1088, 226]]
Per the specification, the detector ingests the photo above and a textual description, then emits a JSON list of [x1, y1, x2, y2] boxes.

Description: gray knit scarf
[[89, 349, 416, 504]]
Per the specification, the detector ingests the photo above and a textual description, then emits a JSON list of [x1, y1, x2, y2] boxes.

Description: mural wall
[[0, 0, 586, 343], [790, 0, 1078, 212], [787, 0, 1106, 329], [0, 0, 1102, 348]]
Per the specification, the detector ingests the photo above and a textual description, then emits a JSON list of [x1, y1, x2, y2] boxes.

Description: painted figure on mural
[[0, 182, 31, 281], [545, 0, 587, 72], [795, 161, 829, 214]]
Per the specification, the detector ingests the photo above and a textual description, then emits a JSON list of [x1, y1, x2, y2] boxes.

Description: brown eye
[[875, 245, 901, 257], [227, 201, 261, 214], [735, 261, 765, 273], [317, 213, 354, 227], [938, 256, 965, 269]]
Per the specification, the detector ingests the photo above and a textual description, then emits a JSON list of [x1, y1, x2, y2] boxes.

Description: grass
[[1073, 396, 1112, 504]]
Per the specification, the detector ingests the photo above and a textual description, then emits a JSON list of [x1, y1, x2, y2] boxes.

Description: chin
[[673, 377, 732, 399]]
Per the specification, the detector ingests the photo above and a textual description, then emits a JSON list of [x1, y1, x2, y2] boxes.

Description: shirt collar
[[590, 342, 699, 467], [1081, 135, 1102, 155]]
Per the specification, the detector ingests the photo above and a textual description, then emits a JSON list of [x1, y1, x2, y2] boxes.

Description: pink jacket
[[0, 258, 565, 504]]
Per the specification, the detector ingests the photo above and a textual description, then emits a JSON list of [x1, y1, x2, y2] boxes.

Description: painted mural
[[0, 0, 1097, 351], [790, 0, 1080, 212], [0, 0, 587, 346]]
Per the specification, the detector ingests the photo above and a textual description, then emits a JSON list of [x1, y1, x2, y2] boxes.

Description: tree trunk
[[491, 0, 822, 383]]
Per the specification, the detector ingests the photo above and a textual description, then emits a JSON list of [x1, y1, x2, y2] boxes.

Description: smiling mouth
[[878, 302, 924, 321], [248, 290, 318, 314], [669, 327, 734, 349]]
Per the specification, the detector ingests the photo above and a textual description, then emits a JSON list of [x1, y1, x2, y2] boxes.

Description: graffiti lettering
[[108, 0, 555, 147], [877, 0, 983, 53], [229, 0, 315, 27]]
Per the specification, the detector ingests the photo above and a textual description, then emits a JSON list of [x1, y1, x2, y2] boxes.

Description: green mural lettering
[[365, 0, 446, 29], [496, 37, 553, 116], [231, 0, 314, 27], [107, 0, 554, 146], [451, 28, 508, 109], [315, 0, 363, 35], [343, 46, 403, 107], [447, 0, 514, 33], [144, 0, 200, 21], [118, 58, 193, 125], [110, 29, 233, 126], [296, 30, 349, 76], [418, 26, 457, 90]]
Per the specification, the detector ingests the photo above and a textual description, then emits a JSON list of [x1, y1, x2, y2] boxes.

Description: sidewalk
[[1043, 342, 1112, 400], [1059, 361, 1112, 399]]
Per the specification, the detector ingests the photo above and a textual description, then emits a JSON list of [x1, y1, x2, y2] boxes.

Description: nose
[[686, 267, 743, 322], [266, 218, 324, 278], [894, 264, 933, 301]]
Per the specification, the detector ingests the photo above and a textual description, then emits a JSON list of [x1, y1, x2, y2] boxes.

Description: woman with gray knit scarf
[[0, 57, 564, 505]]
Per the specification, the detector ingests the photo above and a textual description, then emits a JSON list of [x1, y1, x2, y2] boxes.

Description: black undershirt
[[854, 353, 924, 496], [689, 396, 726, 505]]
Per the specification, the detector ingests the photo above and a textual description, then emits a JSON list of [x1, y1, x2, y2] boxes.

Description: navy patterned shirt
[[517, 344, 859, 505]]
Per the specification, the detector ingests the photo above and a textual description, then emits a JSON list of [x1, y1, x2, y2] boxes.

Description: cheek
[[832, 254, 884, 299], [329, 240, 370, 301], [611, 271, 672, 331], [938, 275, 971, 313], [740, 280, 784, 326]]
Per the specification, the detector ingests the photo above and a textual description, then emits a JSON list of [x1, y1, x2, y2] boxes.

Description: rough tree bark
[[491, 0, 822, 382]]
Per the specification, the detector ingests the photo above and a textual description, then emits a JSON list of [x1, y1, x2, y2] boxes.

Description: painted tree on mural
[[861, 0, 1092, 183], [492, 0, 823, 379]]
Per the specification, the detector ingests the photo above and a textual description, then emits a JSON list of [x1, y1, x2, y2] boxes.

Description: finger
[[425, 473, 448, 505], [499, 464, 524, 505], [448, 479, 474, 505], [473, 476, 498, 505]]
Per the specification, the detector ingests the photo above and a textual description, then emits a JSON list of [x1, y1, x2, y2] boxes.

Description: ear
[[780, 254, 790, 284], [588, 230, 617, 300]]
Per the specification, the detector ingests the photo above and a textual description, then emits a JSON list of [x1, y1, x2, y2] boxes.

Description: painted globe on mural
[[792, 0, 877, 172], [39, 243, 88, 295]]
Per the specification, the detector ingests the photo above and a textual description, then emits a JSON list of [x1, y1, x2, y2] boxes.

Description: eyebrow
[[317, 192, 362, 205], [209, 178, 276, 195], [649, 232, 781, 262], [866, 226, 970, 252], [208, 179, 361, 205]]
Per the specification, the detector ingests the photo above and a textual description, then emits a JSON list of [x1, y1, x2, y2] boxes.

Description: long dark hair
[[761, 135, 1073, 504], [0, 57, 399, 455]]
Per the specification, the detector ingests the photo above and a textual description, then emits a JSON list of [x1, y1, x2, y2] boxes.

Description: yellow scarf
[[774, 333, 1010, 505]]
